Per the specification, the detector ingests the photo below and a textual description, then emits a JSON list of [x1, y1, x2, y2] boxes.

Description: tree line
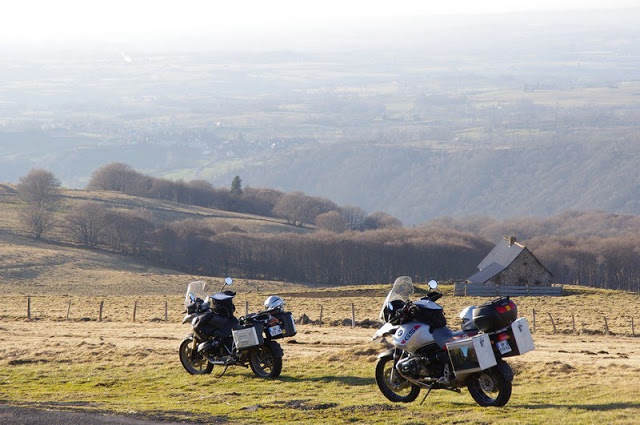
[[85, 163, 402, 231], [12, 167, 640, 291]]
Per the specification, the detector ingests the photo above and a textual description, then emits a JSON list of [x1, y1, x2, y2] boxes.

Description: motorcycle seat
[[432, 327, 470, 349]]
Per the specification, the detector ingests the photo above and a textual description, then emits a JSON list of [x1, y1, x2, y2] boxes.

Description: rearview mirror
[[428, 280, 438, 290], [224, 277, 233, 286]]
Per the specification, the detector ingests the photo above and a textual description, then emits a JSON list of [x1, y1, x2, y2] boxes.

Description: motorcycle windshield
[[184, 280, 209, 308], [379, 276, 414, 320]]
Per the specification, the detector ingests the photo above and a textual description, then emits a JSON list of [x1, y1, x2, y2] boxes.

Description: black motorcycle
[[179, 278, 296, 378]]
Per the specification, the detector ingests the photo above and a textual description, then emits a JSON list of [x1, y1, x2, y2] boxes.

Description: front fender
[[377, 348, 395, 360]]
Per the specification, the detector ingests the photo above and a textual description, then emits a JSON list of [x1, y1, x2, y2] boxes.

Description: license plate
[[497, 340, 512, 355], [268, 325, 283, 336]]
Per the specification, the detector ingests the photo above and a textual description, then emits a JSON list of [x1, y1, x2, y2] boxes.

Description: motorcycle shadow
[[278, 375, 375, 386]]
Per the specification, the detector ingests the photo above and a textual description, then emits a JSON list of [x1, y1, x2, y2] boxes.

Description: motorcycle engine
[[397, 356, 429, 378], [397, 353, 447, 379]]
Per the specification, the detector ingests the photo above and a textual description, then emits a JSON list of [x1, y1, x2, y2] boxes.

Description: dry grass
[[1, 207, 640, 423]]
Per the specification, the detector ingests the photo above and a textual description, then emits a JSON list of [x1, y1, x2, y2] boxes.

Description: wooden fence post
[[245, 301, 249, 316], [532, 309, 536, 333], [572, 313, 576, 334], [133, 300, 138, 322], [66, 300, 72, 321], [547, 313, 557, 334], [351, 303, 356, 328], [27, 297, 31, 320], [99, 300, 104, 322], [632, 317, 635, 337], [164, 301, 168, 321], [604, 317, 609, 335], [319, 305, 323, 326]]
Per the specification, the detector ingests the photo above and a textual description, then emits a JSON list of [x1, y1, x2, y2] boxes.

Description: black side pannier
[[274, 312, 297, 338], [472, 297, 517, 332]]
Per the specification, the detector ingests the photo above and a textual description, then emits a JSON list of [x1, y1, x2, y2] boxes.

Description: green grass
[[1, 354, 639, 424]]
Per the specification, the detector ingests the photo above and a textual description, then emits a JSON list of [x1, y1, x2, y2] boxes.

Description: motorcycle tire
[[375, 356, 421, 403], [249, 342, 282, 379], [467, 368, 512, 407], [179, 338, 214, 375]]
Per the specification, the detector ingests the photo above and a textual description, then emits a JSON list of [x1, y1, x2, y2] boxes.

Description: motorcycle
[[372, 276, 534, 407], [179, 277, 297, 378]]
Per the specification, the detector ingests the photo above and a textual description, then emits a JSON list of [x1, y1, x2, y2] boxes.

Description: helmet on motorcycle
[[459, 305, 477, 331], [264, 296, 285, 311], [382, 300, 406, 322]]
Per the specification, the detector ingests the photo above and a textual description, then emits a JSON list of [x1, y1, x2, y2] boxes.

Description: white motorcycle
[[372, 276, 534, 407]]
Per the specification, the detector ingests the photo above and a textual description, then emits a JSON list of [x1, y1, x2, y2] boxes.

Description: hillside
[[0, 189, 314, 297], [2, 8, 640, 224]]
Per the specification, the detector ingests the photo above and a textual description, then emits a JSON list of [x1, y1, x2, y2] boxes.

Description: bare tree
[[86, 162, 143, 193], [340, 205, 367, 231], [315, 211, 347, 233], [65, 202, 106, 247], [104, 209, 154, 255], [364, 211, 403, 230], [17, 169, 61, 209], [20, 206, 54, 240], [273, 192, 338, 227]]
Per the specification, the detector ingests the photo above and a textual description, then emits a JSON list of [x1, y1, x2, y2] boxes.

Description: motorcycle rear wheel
[[467, 369, 512, 407], [375, 356, 420, 403], [179, 338, 214, 375], [249, 343, 282, 379]]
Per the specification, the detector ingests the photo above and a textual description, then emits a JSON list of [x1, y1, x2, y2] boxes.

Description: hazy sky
[[2, 0, 638, 45]]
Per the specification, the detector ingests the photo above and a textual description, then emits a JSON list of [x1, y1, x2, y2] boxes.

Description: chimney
[[503, 236, 517, 246]]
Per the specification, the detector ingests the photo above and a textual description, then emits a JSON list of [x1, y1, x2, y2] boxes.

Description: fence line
[[11, 296, 639, 337]]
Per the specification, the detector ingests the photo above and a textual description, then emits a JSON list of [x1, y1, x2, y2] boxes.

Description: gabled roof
[[477, 241, 526, 271], [467, 240, 526, 284], [467, 262, 505, 284], [467, 238, 552, 284]]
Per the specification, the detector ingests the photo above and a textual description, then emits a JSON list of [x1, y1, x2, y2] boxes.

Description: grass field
[[0, 321, 638, 424], [1, 219, 640, 423]]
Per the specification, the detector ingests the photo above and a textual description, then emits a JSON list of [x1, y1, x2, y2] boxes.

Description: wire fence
[[3, 295, 637, 337]]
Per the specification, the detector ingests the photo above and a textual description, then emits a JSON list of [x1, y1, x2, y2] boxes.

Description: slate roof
[[467, 262, 507, 284], [468, 241, 526, 284], [478, 241, 526, 270]]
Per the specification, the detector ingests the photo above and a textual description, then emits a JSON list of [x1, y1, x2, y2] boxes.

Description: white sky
[[1, 0, 638, 44]]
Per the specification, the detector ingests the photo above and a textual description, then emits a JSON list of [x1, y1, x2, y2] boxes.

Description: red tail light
[[495, 301, 516, 314], [497, 332, 510, 341]]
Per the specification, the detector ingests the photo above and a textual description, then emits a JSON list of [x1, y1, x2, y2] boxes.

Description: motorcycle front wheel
[[249, 343, 282, 379], [375, 356, 420, 403], [179, 338, 214, 375], [467, 368, 512, 407]]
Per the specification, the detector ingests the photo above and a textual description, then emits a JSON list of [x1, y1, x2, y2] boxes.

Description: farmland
[[1, 231, 639, 423]]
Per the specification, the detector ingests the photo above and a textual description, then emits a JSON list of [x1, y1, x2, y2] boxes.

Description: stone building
[[466, 236, 552, 286]]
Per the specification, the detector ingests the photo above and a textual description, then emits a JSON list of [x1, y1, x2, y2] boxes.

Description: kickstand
[[217, 364, 229, 378], [420, 384, 434, 405]]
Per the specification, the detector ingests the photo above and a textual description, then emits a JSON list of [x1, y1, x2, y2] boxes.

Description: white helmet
[[264, 296, 285, 311], [459, 305, 477, 331]]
